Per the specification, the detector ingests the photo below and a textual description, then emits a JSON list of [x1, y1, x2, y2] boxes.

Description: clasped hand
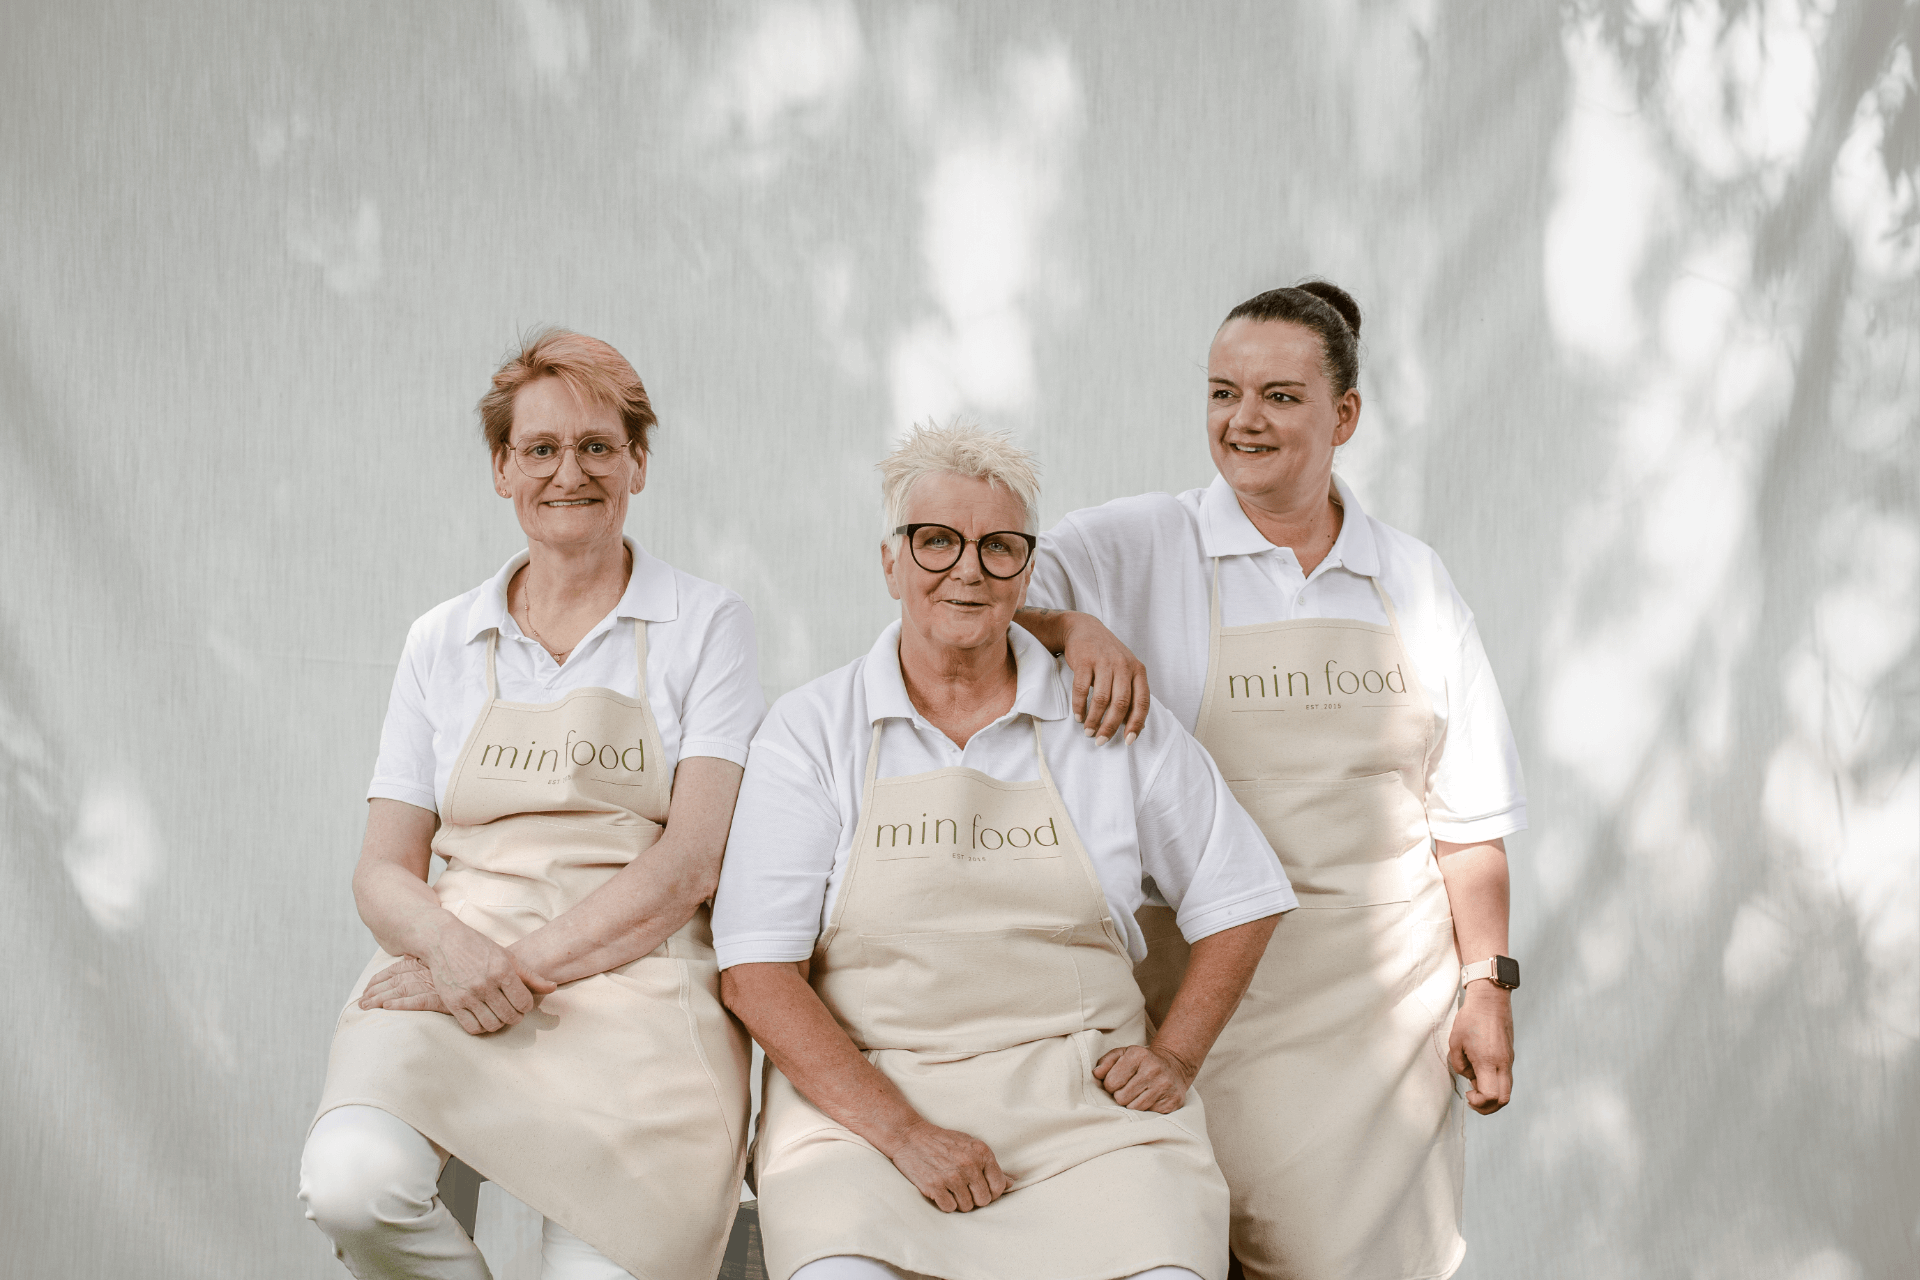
[[1447, 987, 1514, 1115], [1093, 1043, 1194, 1114], [359, 919, 555, 1037]]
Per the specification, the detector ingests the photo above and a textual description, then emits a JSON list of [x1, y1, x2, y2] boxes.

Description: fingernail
[[1083, 726, 1094, 737], [1095, 735, 1110, 747], [1124, 732, 1138, 745]]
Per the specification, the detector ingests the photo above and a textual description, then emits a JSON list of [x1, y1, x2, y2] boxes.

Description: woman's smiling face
[[492, 376, 646, 551], [882, 471, 1033, 658], [1206, 318, 1358, 506]]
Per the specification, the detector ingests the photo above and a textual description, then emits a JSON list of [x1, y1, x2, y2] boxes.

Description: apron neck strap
[[1368, 576, 1408, 645], [863, 722, 883, 789], [1028, 716, 1059, 792], [633, 618, 649, 695], [484, 631, 500, 700], [1208, 558, 1223, 630]]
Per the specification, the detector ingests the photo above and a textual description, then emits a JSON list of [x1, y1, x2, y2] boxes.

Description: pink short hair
[[477, 327, 657, 458]]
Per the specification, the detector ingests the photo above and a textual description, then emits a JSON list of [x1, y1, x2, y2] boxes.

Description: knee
[[298, 1109, 440, 1243]]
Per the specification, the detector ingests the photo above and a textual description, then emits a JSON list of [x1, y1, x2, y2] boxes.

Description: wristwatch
[[1460, 956, 1520, 990]]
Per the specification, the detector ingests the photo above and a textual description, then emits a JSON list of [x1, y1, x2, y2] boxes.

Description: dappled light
[[0, 1, 1912, 1276]]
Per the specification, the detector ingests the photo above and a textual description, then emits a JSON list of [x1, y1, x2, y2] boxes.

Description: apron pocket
[[851, 929, 1084, 1051], [1229, 772, 1425, 907]]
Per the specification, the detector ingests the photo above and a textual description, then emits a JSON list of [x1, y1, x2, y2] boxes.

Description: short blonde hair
[[477, 327, 657, 458], [878, 420, 1041, 543]]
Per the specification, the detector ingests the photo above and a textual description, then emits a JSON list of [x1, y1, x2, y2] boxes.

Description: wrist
[[1147, 1038, 1200, 1084], [1459, 954, 1519, 992], [867, 1106, 934, 1158], [505, 936, 556, 986], [1462, 979, 1512, 1004], [408, 905, 468, 964]]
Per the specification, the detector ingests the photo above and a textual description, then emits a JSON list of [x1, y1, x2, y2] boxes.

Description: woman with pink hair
[[299, 329, 764, 1280]]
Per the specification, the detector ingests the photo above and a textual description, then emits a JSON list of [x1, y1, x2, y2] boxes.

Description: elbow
[[349, 863, 380, 930], [719, 967, 748, 1017], [691, 858, 723, 907]]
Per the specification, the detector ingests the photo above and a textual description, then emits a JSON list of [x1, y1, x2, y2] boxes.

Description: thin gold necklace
[[522, 585, 569, 664]]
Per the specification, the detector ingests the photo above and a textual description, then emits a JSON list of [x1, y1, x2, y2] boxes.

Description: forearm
[[354, 861, 458, 959], [721, 962, 926, 1153], [511, 838, 712, 984], [1436, 839, 1510, 969], [1436, 838, 1516, 1109], [1151, 914, 1278, 1073], [1012, 606, 1074, 654], [516, 757, 743, 986], [352, 799, 457, 960]]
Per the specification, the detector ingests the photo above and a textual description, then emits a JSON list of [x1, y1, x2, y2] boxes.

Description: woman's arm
[[511, 756, 744, 984], [1093, 914, 1278, 1112], [1013, 607, 1151, 745], [363, 757, 745, 1008], [352, 799, 553, 1035], [1436, 837, 1513, 1114], [721, 962, 1011, 1213]]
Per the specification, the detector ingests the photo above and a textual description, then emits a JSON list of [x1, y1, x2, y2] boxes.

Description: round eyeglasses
[[894, 524, 1037, 579], [508, 435, 633, 479]]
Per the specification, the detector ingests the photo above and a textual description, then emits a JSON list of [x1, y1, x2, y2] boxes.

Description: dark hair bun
[[1296, 280, 1361, 337], [1221, 280, 1365, 394]]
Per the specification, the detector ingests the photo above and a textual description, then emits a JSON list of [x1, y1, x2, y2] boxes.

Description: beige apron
[[1133, 568, 1466, 1280], [316, 623, 752, 1280], [755, 718, 1229, 1280]]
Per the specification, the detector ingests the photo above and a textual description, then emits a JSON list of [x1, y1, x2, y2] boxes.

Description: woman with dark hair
[[298, 329, 762, 1280], [1016, 284, 1526, 1280]]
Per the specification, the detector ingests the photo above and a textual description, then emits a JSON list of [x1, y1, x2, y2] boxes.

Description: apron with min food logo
[[315, 622, 751, 1280], [753, 716, 1229, 1280], [1132, 565, 1466, 1280]]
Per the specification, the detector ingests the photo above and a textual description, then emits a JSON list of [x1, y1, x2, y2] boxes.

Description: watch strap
[[1461, 956, 1520, 989]]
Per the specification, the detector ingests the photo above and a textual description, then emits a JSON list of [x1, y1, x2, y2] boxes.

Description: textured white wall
[[2, 2, 1915, 1277]]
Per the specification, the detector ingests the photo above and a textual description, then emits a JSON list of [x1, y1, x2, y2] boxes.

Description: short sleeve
[[1426, 617, 1527, 843], [1130, 708, 1297, 942], [1027, 521, 1095, 614], [711, 725, 846, 969], [366, 620, 441, 813], [673, 596, 766, 767]]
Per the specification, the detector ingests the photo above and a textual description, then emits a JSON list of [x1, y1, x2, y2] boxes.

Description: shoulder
[[1365, 516, 1474, 641], [395, 579, 491, 670], [1054, 490, 1202, 547], [656, 560, 753, 628], [753, 654, 867, 763], [1049, 656, 1191, 782]]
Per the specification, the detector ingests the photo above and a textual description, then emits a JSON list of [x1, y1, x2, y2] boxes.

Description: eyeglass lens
[[908, 525, 1032, 578], [512, 436, 628, 478]]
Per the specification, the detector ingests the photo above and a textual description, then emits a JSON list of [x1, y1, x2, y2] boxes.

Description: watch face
[[1494, 955, 1521, 989]]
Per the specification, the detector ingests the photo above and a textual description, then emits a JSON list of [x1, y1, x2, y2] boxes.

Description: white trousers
[[791, 1258, 1202, 1280], [300, 1105, 634, 1280]]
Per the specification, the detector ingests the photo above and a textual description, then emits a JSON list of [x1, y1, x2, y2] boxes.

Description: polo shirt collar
[[464, 537, 677, 642], [862, 620, 1070, 727], [1198, 472, 1381, 578]]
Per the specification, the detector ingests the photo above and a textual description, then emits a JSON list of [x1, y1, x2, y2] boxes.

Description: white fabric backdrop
[[2, 2, 1915, 1277]]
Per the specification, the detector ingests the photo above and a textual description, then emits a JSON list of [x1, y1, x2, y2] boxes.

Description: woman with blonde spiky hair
[[714, 421, 1296, 1280]]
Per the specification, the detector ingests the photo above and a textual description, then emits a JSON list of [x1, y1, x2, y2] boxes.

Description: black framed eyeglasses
[[894, 524, 1037, 579]]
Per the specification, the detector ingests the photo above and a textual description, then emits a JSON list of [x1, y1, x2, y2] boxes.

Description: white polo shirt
[[367, 538, 765, 814], [711, 622, 1297, 971], [1027, 475, 1526, 845]]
